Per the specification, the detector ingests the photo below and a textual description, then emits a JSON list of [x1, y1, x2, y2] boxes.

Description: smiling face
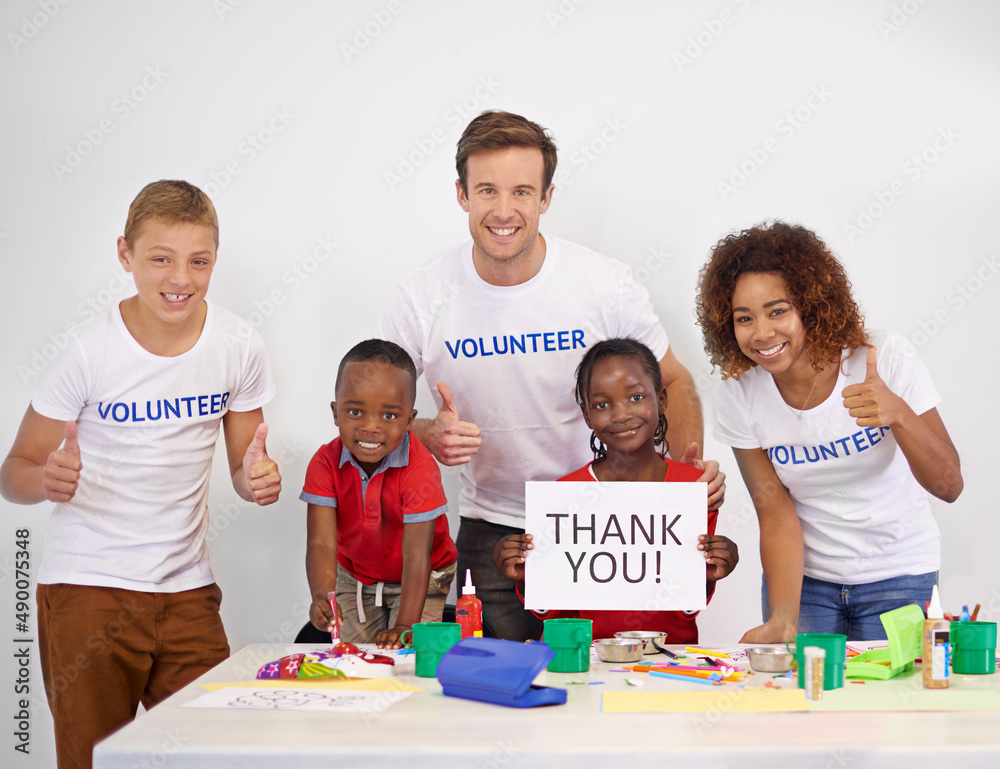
[[333, 361, 416, 476], [456, 146, 553, 285], [117, 218, 216, 335], [581, 354, 666, 459], [731, 271, 810, 378]]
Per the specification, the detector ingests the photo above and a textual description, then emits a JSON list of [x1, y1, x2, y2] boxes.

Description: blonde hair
[[123, 180, 219, 248]]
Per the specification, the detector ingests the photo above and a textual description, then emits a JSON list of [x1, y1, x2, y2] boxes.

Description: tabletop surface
[[93, 642, 1000, 769]]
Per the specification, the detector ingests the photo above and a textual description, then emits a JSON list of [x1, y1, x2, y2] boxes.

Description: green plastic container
[[844, 604, 923, 680], [790, 633, 846, 690], [543, 618, 592, 673], [400, 622, 462, 677], [951, 621, 997, 675]]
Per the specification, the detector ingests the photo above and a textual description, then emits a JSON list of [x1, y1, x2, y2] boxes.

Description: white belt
[[355, 579, 385, 624]]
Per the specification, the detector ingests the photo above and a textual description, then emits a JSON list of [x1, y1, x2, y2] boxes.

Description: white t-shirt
[[32, 301, 276, 592], [714, 330, 941, 583], [378, 236, 669, 528]]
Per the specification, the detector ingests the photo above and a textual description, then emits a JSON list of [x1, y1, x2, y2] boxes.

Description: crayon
[[649, 670, 719, 685], [686, 646, 730, 658]]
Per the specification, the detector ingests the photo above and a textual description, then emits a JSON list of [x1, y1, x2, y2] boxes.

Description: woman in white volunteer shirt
[[697, 222, 963, 642]]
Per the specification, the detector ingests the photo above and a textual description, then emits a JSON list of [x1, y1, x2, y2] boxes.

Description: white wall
[[2, 1, 997, 764]]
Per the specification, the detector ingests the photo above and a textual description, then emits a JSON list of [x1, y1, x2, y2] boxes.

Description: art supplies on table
[[400, 622, 462, 677], [182, 686, 413, 712], [436, 637, 567, 708], [922, 586, 950, 689], [802, 647, 826, 700], [544, 617, 593, 673], [327, 590, 340, 643], [615, 630, 668, 655], [256, 645, 395, 680], [951, 620, 998, 675], [791, 634, 846, 691], [456, 569, 483, 638], [845, 605, 923, 680]]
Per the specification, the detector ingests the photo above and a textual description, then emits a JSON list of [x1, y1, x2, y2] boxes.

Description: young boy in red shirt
[[302, 339, 457, 648]]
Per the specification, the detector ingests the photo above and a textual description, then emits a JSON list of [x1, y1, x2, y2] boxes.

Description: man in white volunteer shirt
[[379, 111, 724, 641]]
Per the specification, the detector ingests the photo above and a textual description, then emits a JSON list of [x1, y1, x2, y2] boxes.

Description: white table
[[93, 643, 1000, 769]]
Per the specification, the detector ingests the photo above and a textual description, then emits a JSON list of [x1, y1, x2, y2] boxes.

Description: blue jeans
[[762, 571, 938, 641]]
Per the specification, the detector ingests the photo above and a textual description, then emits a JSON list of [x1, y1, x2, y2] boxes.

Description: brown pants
[[37, 582, 229, 769]]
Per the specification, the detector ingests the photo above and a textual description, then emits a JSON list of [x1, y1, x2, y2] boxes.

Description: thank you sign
[[523, 481, 706, 611]]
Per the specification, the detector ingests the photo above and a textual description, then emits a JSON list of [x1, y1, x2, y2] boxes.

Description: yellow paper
[[603, 688, 810, 713], [201, 678, 424, 693]]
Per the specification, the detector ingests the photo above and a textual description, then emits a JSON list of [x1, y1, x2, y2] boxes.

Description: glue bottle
[[922, 584, 950, 689], [803, 647, 825, 700], [456, 569, 483, 639]]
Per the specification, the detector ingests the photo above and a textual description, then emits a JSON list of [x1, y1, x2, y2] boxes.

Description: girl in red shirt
[[493, 338, 738, 642]]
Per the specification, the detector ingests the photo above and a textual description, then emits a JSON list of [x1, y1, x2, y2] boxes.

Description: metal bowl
[[614, 631, 669, 655], [594, 637, 645, 663], [748, 645, 794, 673]]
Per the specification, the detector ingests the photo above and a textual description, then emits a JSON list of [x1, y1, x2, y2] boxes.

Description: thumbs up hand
[[841, 346, 905, 428], [243, 422, 281, 506], [424, 381, 482, 466], [43, 421, 82, 503]]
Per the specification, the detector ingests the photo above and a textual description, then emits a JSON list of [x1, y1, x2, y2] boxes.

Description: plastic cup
[[543, 618, 593, 673], [788, 633, 846, 690], [400, 622, 462, 677], [950, 621, 997, 675]]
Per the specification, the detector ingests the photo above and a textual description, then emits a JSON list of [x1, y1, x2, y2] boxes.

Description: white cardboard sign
[[523, 481, 707, 612]]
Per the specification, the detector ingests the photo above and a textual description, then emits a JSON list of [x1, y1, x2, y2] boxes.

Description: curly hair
[[573, 338, 668, 461], [696, 221, 867, 380]]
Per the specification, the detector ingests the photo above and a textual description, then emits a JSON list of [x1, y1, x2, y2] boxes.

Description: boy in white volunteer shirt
[[0, 180, 282, 769]]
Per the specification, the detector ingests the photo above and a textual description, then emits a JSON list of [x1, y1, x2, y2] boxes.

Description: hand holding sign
[[243, 422, 281, 506], [841, 346, 906, 428], [43, 420, 82, 503], [493, 533, 534, 582], [698, 534, 740, 583]]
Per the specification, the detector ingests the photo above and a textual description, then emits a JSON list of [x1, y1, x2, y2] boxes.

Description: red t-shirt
[[300, 432, 457, 584], [534, 459, 717, 643]]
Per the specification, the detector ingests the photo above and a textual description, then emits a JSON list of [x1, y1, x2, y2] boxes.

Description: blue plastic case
[[436, 637, 568, 708]]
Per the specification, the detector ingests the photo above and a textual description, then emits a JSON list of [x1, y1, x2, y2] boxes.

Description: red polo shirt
[[301, 432, 456, 584]]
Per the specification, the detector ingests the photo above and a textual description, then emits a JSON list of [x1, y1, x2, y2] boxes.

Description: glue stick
[[456, 570, 483, 639], [922, 584, 950, 689]]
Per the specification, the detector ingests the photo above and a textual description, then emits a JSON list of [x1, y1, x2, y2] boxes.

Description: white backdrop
[[1, 1, 998, 765]]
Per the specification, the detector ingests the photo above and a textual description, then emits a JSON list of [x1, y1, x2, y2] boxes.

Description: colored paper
[[603, 688, 810, 713], [183, 686, 413, 712], [809, 687, 1000, 712], [200, 678, 423, 692]]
